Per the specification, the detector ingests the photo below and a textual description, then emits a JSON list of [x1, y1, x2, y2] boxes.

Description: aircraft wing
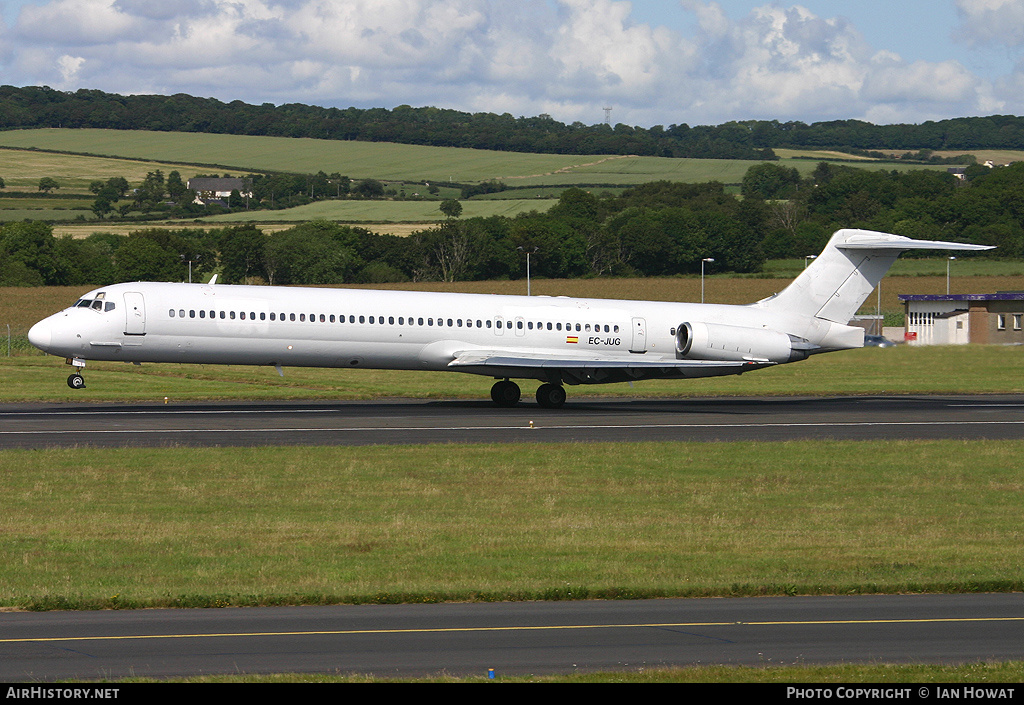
[[448, 349, 771, 384]]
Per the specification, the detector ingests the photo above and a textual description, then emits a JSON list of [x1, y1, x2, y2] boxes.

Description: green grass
[[3, 342, 1024, 403], [0, 144, 207, 193], [149, 661, 1024, 682], [0, 129, 957, 189], [200, 197, 558, 224], [1, 439, 1022, 610]]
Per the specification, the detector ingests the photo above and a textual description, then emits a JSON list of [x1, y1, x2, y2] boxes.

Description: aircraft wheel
[[67, 374, 85, 390], [536, 383, 566, 409], [490, 380, 521, 407]]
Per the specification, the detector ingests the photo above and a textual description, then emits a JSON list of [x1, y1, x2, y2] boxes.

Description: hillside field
[[0, 128, 961, 191]]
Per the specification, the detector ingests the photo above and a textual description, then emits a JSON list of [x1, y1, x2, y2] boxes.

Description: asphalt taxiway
[[3, 394, 1024, 448], [2, 593, 1022, 681]]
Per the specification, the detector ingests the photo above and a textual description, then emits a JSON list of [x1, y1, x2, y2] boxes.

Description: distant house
[[187, 177, 252, 204], [899, 292, 1024, 345]]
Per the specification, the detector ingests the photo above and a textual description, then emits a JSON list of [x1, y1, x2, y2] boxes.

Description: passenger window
[[320, 314, 326, 322], [199, 310, 206, 319], [229, 311, 235, 320], [180, 309, 186, 318], [241, 312, 246, 320], [169, 309, 175, 317]]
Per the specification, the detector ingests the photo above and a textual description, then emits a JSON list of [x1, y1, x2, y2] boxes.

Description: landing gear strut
[[66, 357, 86, 389], [490, 379, 521, 407], [535, 383, 566, 409]]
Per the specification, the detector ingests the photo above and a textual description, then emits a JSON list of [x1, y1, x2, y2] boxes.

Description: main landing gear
[[489, 379, 566, 409]]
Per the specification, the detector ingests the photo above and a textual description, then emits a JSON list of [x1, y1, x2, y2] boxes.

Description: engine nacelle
[[675, 321, 811, 363]]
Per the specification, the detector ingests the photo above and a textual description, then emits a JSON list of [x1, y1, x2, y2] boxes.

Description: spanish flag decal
[[566, 336, 579, 344]]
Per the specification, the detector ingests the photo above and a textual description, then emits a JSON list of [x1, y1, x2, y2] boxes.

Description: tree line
[[4, 161, 1021, 289], [7, 85, 1022, 161]]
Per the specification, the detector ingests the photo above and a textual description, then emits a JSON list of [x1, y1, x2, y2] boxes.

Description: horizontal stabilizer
[[836, 232, 995, 252]]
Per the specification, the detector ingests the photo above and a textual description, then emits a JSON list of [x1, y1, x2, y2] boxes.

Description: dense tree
[[439, 199, 462, 219]]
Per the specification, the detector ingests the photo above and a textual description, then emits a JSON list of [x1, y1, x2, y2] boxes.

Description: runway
[[2, 593, 1023, 681], [4, 394, 1023, 681], [3, 394, 1024, 448]]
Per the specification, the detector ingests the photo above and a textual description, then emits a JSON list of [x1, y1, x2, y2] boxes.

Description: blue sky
[[2, 0, 1023, 127]]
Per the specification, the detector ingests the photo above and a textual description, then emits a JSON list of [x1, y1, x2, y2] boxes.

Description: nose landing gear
[[65, 357, 86, 389]]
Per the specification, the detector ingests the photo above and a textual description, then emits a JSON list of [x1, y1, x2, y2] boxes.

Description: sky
[[1, 0, 1024, 128]]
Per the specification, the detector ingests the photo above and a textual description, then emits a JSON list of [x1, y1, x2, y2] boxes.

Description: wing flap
[[448, 350, 772, 375]]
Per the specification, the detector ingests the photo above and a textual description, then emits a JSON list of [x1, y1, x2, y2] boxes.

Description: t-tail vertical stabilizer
[[755, 229, 994, 324]]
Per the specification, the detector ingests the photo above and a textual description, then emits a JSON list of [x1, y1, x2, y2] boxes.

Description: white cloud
[[0, 0, 1015, 127], [954, 0, 1024, 47]]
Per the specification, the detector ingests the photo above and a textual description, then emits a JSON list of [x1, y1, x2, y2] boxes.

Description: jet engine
[[675, 321, 813, 363]]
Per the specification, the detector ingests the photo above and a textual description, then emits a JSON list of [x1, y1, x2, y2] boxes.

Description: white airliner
[[28, 229, 991, 408]]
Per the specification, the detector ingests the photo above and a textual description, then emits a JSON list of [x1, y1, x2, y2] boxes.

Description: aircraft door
[[493, 316, 504, 336], [630, 317, 647, 353], [123, 291, 146, 337], [514, 316, 525, 337]]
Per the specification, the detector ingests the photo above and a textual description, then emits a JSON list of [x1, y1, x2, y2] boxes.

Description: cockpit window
[[74, 294, 115, 312]]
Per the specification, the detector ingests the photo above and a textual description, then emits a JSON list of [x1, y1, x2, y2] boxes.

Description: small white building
[[186, 177, 252, 202]]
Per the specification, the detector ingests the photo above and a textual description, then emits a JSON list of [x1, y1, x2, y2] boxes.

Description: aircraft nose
[[28, 320, 52, 351]]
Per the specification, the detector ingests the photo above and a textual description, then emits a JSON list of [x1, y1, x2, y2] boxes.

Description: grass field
[[2, 439, 1022, 611], [0, 145, 206, 193], [200, 197, 559, 224], [0, 129, 955, 190]]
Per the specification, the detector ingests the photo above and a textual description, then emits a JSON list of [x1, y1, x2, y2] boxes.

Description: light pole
[[701, 258, 714, 303], [804, 254, 817, 269], [180, 254, 200, 284], [517, 246, 538, 296], [947, 256, 956, 295]]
